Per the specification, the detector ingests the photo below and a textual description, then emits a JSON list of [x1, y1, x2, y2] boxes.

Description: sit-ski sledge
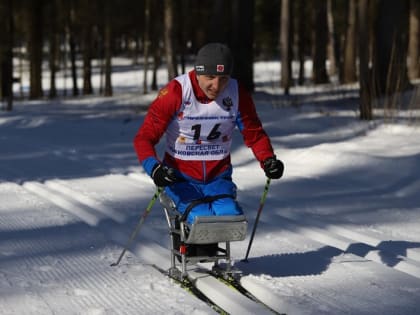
[[159, 191, 248, 281]]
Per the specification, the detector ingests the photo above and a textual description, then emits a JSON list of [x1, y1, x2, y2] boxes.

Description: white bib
[[166, 74, 239, 161]]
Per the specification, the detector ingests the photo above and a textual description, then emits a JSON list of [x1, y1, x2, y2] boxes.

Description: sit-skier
[[133, 42, 284, 256]]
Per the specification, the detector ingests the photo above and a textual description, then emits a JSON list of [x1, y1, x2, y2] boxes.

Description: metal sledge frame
[[159, 192, 248, 280]]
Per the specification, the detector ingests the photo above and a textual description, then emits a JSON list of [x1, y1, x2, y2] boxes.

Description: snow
[[1, 59, 420, 314]]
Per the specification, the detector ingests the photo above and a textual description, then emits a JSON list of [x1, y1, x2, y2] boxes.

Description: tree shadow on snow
[[236, 240, 420, 279], [378, 240, 420, 260], [236, 246, 342, 278], [347, 240, 420, 267]]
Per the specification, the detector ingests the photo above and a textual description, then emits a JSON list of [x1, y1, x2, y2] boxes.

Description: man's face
[[196, 74, 230, 100]]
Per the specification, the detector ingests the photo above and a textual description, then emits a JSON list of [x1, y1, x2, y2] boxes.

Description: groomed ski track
[[1, 181, 211, 315], [20, 175, 280, 315], [4, 172, 420, 314]]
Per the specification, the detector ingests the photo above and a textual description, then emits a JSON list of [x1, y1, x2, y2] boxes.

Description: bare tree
[[312, 0, 329, 84], [280, 0, 292, 95], [48, 0, 60, 99], [343, 0, 357, 83], [296, 0, 307, 85], [208, 0, 227, 43], [0, 0, 13, 110], [81, 0, 94, 95], [27, 0, 44, 99], [231, 0, 255, 92], [104, 0, 113, 96], [408, 0, 420, 80], [143, 0, 151, 94], [358, 0, 373, 120], [67, 0, 79, 96], [178, 0, 191, 74], [151, 0, 163, 91], [373, 0, 410, 96], [326, 0, 338, 78], [163, 0, 177, 81]]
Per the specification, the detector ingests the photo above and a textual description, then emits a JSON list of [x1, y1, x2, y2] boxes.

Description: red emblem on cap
[[217, 65, 225, 72]]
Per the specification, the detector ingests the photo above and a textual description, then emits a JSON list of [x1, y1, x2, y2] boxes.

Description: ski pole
[[242, 177, 271, 262], [111, 186, 163, 267]]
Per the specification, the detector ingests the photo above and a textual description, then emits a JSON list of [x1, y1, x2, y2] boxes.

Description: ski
[[149, 263, 227, 314], [150, 263, 283, 315], [212, 275, 286, 315], [209, 265, 287, 315]]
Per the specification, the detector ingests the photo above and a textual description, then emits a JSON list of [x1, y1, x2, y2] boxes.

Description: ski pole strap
[[180, 194, 234, 222]]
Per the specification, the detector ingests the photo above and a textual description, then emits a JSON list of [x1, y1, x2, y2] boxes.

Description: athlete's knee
[[212, 198, 243, 216]]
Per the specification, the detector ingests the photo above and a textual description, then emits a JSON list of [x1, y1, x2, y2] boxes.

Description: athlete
[[133, 43, 284, 244]]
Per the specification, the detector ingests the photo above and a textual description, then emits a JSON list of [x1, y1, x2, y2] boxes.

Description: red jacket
[[133, 70, 275, 183]]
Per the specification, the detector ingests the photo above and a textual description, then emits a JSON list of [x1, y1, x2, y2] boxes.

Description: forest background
[[0, 0, 419, 121]]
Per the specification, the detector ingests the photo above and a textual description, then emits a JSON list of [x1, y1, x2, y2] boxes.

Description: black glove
[[263, 156, 284, 179], [151, 164, 179, 187]]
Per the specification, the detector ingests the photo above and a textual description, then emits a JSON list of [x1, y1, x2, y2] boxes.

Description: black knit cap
[[194, 43, 233, 75]]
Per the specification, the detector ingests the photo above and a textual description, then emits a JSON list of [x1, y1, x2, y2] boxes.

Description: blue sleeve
[[142, 157, 159, 176]]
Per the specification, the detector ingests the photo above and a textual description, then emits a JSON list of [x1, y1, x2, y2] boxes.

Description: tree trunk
[[373, 0, 410, 96], [28, 0, 44, 99], [297, 0, 306, 85], [280, 0, 292, 95], [358, 0, 373, 120], [208, 0, 227, 43], [0, 0, 13, 110], [68, 1, 79, 96], [48, 0, 60, 99], [163, 0, 177, 81], [312, 0, 329, 84], [178, 0, 190, 74], [231, 0, 255, 92], [408, 0, 420, 80], [326, 0, 338, 78], [143, 0, 151, 94], [150, 0, 162, 91], [343, 0, 357, 83], [81, 0, 93, 95], [104, 0, 113, 96]]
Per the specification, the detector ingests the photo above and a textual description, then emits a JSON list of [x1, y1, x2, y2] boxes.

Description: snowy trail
[[276, 212, 420, 279], [2, 172, 420, 315], [0, 181, 216, 315], [11, 173, 420, 315], [2, 59, 420, 315], [19, 175, 282, 314]]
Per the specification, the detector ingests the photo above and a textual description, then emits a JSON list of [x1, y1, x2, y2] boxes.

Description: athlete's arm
[[133, 81, 182, 175], [236, 84, 275, 164]]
